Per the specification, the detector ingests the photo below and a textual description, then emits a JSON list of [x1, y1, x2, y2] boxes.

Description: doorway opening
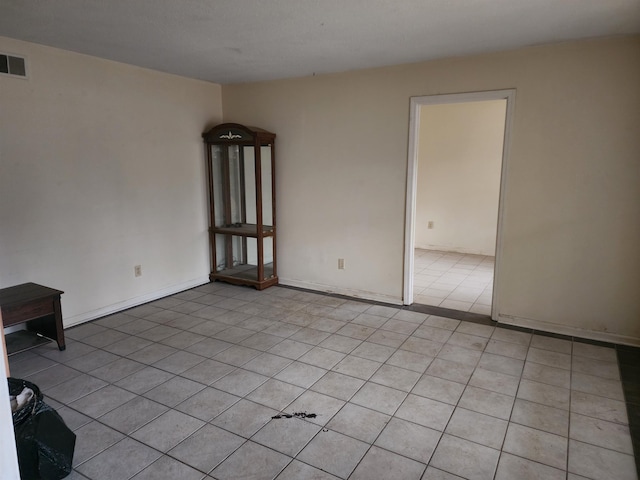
[[403, 90, 516, 319]]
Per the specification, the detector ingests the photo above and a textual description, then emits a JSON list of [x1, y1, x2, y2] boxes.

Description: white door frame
[[403, 89, 516, 319], [0, 315, 20, 479]]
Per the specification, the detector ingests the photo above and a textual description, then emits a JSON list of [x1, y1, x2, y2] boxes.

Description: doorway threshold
[[406, 303, 495, 326]]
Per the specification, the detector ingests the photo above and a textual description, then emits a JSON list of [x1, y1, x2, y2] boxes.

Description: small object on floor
[[5, 330, 52, 355], [295, 412, 317, 419], [9, 377, 76, 480], [271, 411, 318, 420], [10, 386, 35, 412]]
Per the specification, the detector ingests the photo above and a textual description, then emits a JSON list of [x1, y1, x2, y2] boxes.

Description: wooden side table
[[0, 283, 66, 351]]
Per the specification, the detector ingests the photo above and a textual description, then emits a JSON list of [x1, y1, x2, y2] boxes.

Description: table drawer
[[1, 297, 55, 326]]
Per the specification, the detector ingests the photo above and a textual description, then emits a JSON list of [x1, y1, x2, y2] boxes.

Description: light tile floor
[[413, 249, 494, 314], [8, 283, 638, 480]]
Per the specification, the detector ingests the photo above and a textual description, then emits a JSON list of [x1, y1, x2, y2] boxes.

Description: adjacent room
[[411, 99, 507, 314], [1, 1, 639, 479]]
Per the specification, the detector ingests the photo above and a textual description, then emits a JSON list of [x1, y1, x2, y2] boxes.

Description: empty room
[[1, 1, 639, 479]]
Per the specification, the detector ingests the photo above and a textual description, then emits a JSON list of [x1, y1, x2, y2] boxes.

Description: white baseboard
[[279, 278, 403, 306], [58, 276, 640, 347], [498, 313, 640, 347], [63, 277, 210, 328]]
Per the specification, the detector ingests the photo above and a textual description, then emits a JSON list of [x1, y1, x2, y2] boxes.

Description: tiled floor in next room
[[413, 249, 494, 315], [8, 283, 638, 480]]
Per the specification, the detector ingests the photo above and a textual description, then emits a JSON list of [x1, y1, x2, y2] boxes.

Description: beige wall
[[416, 100, 506, 256], [223, 36, 640, 343], [0, 37, 223, 325], [1, 35, 638, 343]]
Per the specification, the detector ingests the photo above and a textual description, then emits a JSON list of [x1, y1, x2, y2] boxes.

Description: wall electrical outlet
[[428, 221, 434, 229], [134, 265, 142, 277], [338, 258, 345, 270]]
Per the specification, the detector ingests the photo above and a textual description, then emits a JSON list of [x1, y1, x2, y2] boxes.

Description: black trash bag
[[9, 378, 76, 480]]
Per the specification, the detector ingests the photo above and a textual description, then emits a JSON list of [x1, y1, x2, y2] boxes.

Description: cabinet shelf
[[210, 223, 274, 237], [213, 263, 275, 283]]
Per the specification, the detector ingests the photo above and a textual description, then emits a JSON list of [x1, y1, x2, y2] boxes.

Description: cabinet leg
[[53, 297, 66, 351]]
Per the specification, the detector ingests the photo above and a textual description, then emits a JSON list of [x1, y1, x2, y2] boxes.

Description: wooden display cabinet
[[203, 123, 278, 290]]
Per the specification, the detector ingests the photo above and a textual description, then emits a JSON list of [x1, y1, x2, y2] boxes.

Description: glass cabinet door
[[262, 236, 275, 280], [243, 146, 257, 225], [211, 145, 225, 228], [214, 234, 259, 281], [211, 145, 244, 228], [227, 145, 243, 226]]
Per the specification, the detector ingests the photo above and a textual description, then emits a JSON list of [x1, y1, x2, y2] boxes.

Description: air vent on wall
[[0, 53, 27, 78]]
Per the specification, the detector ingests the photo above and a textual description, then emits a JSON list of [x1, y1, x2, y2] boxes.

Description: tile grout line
[[9, 282, 638, 480], [55, 321, 638, 477]]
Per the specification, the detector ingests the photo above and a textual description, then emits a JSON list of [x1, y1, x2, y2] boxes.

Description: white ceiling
[[1, 0, 639, 84]]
